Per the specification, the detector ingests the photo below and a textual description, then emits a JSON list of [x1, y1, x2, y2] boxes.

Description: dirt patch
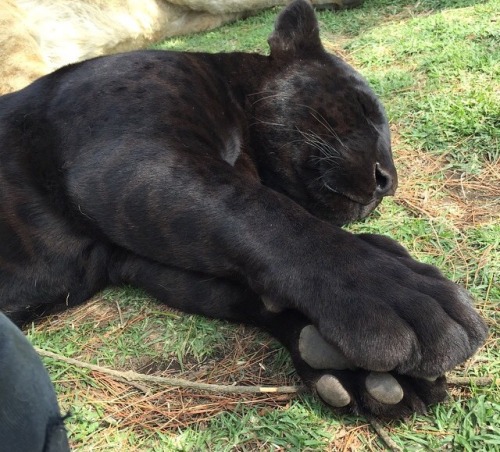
[[392, 127, 500, 228]]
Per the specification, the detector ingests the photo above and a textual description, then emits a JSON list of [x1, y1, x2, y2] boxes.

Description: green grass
[[343, 1, 500, 170], [160, 401, 335, 451], [27, 0, 499, 449]]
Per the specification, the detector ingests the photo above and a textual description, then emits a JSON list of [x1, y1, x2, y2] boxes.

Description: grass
[[27, 0, 499, 449]]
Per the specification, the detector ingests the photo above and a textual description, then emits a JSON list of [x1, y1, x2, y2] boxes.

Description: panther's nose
[[374, 163, 397, 197]]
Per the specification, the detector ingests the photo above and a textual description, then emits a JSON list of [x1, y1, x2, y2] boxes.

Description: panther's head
[[249, 0, 397, 226]]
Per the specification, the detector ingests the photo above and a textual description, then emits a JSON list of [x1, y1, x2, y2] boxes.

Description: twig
[[36, 345, 497, 401], [35, 347, 497, 393], [114, 300, 125, 328], [34, 347, 301, 395], [109, 375, 151, 394], [369, 419, 402, 452], [447, 376, 498, 386]]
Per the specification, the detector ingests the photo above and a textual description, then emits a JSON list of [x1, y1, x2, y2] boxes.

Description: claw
[[262, 296, 284, 313]]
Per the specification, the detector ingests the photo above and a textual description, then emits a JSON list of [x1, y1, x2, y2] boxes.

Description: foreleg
[[70, 150, 486, 385], [109, 251, 447, 418]]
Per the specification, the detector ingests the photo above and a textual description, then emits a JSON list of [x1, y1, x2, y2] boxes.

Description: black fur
[[0, 0, 487, 418]]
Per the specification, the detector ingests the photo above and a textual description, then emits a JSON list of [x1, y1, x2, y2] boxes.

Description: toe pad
[[365, 372, 404, 404], [316, 375, 351, 407], [299, 325, 352, 370]]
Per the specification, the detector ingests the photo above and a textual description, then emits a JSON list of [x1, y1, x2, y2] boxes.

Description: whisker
[[250, 99, 348, 153], [249, 118, 290, 128], [248, 89, 292, 107], [250, 93, 286, 106], [250, 112, 347, 171], [247, 89, 279, 97], [296, 128, 345, 164], [296, 103, 348, 150]]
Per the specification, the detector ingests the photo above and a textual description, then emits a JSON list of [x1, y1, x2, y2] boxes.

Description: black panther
[[0, 0, 487, 419]]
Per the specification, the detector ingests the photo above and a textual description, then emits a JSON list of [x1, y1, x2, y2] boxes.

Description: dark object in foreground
[[0, 313, 69, 451], [0, 0, 487, 419]]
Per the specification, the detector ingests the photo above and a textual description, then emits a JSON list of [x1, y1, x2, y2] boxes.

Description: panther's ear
[[268, 0, 323, 59]]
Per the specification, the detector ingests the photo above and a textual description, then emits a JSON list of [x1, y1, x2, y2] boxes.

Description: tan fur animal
[[1, 0, 356, 94], [0, 1, 47, 94]]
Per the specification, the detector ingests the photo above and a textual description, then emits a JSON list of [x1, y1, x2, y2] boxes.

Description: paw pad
[[299, 325, 352, 370], [365, 372, 403, 404], [316, 375, 351, 407], [299, 325, 406, 409]]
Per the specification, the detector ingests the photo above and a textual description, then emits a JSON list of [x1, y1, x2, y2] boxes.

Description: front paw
[[302, 234, 488, 380], [297, 325, 447, 417]]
